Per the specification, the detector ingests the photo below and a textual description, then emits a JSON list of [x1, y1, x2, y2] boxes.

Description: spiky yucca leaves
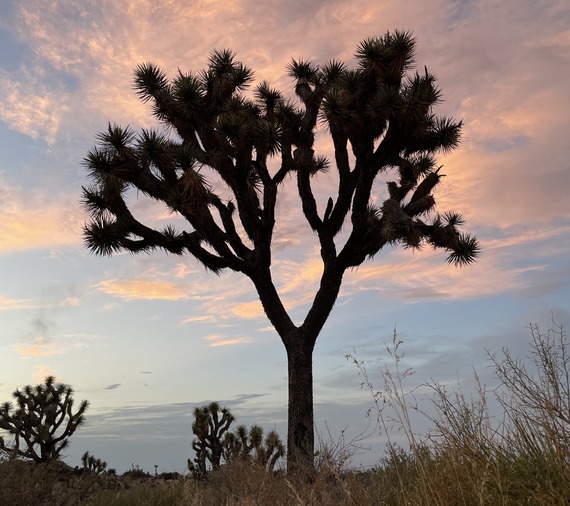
[[319, 33, 477, 266], [82, 31, 479, 474], [83, 50, 288, 271], [0, 376, 89, 463]]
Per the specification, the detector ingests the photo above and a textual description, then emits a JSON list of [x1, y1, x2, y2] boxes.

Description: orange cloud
[[62, 296, 81, 307], [230, 300, 265, 320], [8, 0, 564, 322], [0, 178, 82, 253], [0, 209, 82, 252], [14, 333, 101, 360], [205, 334, 252, 347], [13, 337, 62, 358], [181, 315, 217, 324], [341, 234, 552, 302], [0, 295, 36, 311], [278, 255, 323, 295], [95, 279, 189, 301]]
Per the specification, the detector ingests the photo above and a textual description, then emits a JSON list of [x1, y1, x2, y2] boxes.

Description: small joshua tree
[[81, 450, 107, 475], [223, 424, 285, 473], [0, 376, 89, 463], [188, 402, 234, 477]]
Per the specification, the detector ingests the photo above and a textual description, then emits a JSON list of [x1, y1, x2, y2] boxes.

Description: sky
[[0, 0, 569, 474]]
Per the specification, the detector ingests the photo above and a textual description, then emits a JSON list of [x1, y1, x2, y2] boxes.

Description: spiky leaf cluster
[[83, 49, 310, 275], [309, 30, 478, 266], [82, 32, 479, 272], [0, 376, 89, 463]]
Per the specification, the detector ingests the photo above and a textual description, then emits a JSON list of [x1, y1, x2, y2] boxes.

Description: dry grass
[[0, 459, 120, 505], [1, 321, 569, 505], [346, 321, 570, 505]]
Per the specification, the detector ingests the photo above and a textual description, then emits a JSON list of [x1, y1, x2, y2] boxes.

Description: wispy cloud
[[229, 300, 265, 320], [181, 315, 217, 324], [205, 334, 253, 347], [13, 331, 101, 359], [6, 0, 567, 268], [100, 301, 121, 312], [0, 69, 66, 144], [13, 337, 62, 358], [94, 279, 189, 301], [0, 294, 37, 311], [0, 176, 82, 253]]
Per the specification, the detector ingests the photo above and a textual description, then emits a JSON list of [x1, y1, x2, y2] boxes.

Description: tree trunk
[[286, 333, 315, 476], [252, 265, 343, 476]]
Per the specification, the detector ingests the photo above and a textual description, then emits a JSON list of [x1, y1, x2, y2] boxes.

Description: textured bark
[[285, 332, 315, 475], [254, 262, 343, 474]]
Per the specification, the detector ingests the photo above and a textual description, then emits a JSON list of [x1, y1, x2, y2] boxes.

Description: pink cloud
[[6, 0, 566, 327], [0, 70, 65, 144]]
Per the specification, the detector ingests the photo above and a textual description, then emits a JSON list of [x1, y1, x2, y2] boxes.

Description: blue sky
[[0, 0, 569, 473]]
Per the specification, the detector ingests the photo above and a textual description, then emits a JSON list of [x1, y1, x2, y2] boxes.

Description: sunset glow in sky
[[1, 0, 569, 473]]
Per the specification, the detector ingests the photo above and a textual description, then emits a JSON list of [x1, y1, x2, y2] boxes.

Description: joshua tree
[[81, 450, 107, 475], [0, 376, 89, 463], [82, 30, 479, 472], [224, 424, 285, 473], [188, 402, 234, 477]]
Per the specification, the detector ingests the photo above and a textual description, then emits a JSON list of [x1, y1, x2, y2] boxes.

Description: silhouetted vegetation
[[1, 322, 568, 504], [188, 402, 234, 477], [81, 29, 478, 471], [188, 402, 284, 479], [346, 320, 570, 505], [0, 375, 89, 463], [82, 451, 107, 476], [223, 423, 285, 474]]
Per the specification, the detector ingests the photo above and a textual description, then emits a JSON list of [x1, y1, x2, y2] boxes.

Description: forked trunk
[[286, 334, 315, 476], [252, 266, 344, 476]]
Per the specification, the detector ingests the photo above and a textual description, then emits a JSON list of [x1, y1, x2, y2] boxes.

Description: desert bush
[[122, 463, 151, 479], [0, 458, 112, 505]]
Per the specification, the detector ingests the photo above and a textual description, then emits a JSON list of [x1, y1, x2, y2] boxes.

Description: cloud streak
[[0, 294, 37, 311], [205, 334, 253, 347], [94, 279, 190, 301]]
